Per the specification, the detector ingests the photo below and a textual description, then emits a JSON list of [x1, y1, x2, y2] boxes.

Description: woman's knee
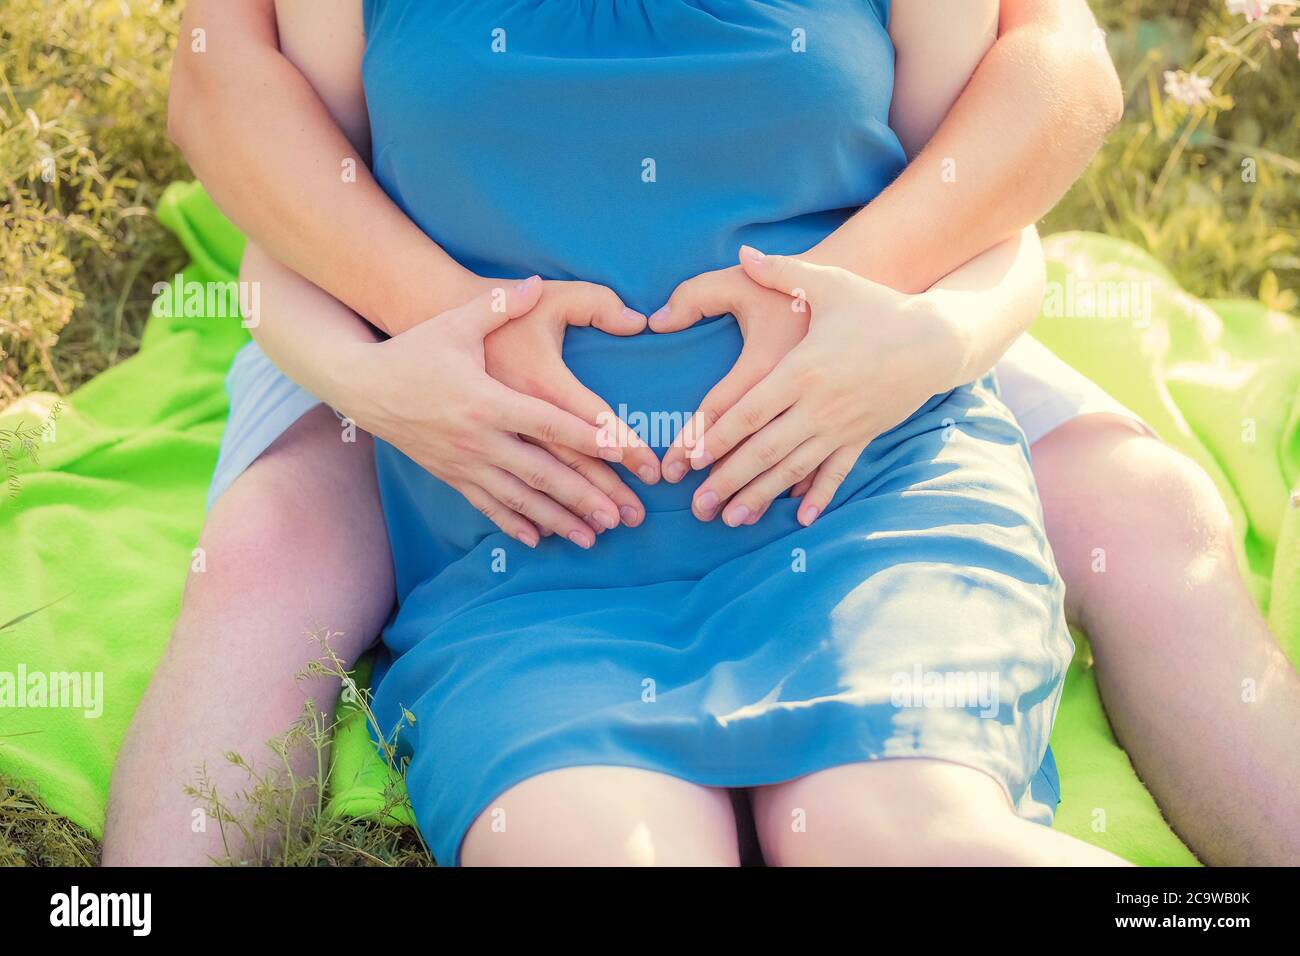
[[753, 760, 1022, 866], [460, 766, 740, 866]]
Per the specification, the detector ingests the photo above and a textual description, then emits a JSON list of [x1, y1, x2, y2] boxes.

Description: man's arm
[[807, 0, 1123, 293], [173, 0, 1118, 331], [168, 0, 475, 333]]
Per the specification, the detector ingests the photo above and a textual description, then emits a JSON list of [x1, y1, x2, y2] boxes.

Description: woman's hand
[[686, 247, 967, 528], [479, 279, 663, 525], [651, 265, 810, 484], [352, 277, 638, 549]]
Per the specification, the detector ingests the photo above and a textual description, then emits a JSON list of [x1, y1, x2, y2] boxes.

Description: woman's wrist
[[898, 289, 973, 392], [302, 334, 389, 431]]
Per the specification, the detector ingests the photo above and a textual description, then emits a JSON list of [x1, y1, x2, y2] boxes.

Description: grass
[[1, 632, 433, 867], [1, 0, 1297, 865], [1, 0, 188, 404], [0, 776, 100, 867], [1044, 0, 1300, 311]]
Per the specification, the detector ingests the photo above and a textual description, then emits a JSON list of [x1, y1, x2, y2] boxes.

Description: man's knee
[[1032, 420, 1239, 612]]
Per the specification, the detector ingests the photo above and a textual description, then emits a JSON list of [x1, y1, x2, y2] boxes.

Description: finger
[[453, 479, 541, 548], [649, 270, 747, 333], [493, 437, 624, 533], [478, 466, 597, 549], [736, 246, 856, 307], [720, 438, 833, 528], [689, 365, 800, 471], [549, 282, 646, 336], [542, 442, 646, 528], [796, 445, 861, 526], [543, 369, 660, 483], [692, 409, 812, 521], [789, 474, 815, 498], [492, 384, 623, 463], [662, 352, 767, 483], [452, 275, 544, 338], [587, 285, 647, 336]]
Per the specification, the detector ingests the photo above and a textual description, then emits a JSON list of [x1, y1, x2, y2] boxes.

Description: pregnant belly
[[374, 316, 746, 562]]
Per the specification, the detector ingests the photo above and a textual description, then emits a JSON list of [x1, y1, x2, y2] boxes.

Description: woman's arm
[[239, 243, 643, 549], [681, 229, 1047, 527], [169, 0, 475, 333], [920, 225, 1047, 393], [806, 0, 1123, 294], [661, 0, 1085, 484], [225, 0, 657, 543], [679, 232, 1046, 528]]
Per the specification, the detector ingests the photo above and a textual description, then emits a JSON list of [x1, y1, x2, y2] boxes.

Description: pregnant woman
[[105, 0, 1300, 866], [299, 0, 1115, 867]]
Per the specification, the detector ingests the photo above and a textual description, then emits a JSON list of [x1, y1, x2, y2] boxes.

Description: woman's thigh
[[751, 759, 1015, 866], [460, 766, 740, 867], [751, 759, 1129, 866]]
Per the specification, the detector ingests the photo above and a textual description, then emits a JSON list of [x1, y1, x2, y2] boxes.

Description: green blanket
[[2, 182, 1297, 865]]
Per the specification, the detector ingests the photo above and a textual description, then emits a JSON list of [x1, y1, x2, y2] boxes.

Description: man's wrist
[[372, 263, 484, 335], [801, 234, 933, 297]]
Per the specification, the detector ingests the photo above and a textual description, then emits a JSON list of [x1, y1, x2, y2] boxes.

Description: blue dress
[[362, 0, 1073, 865]]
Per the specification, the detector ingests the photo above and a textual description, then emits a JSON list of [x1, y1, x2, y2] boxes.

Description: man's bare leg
[[103, 406, 394, 865], [1031, 415, 1300, 865]]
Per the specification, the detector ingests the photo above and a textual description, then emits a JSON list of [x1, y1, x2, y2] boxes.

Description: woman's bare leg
[[752, 760, 1130, 866], [103, 406, 394, 865], [461, 767, 739, 866], [1031, 415, 1300, 866]]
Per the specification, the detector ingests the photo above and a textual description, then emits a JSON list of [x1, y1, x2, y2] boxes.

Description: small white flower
[[1163, 69, 1215, 107], [1226, 0, 1273, 21]]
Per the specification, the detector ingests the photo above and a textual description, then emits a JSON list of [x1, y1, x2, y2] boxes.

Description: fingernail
[[619, 505, 640, 526], [690, 446, 714, 469], [638, 465, 657, 484], [517, 530, 539, 548], [623, 307, 645, 324], [592, 510, 618, 530], [740, 245, 766, 264], [695, 490, 719, 518], [798, 503, 820, 526], [665, 461, 687, 483], [648, 305, 670, 330], [725, 505, 750, 527], [568, 530, 593, 548], [516, 274, 541, 293]]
